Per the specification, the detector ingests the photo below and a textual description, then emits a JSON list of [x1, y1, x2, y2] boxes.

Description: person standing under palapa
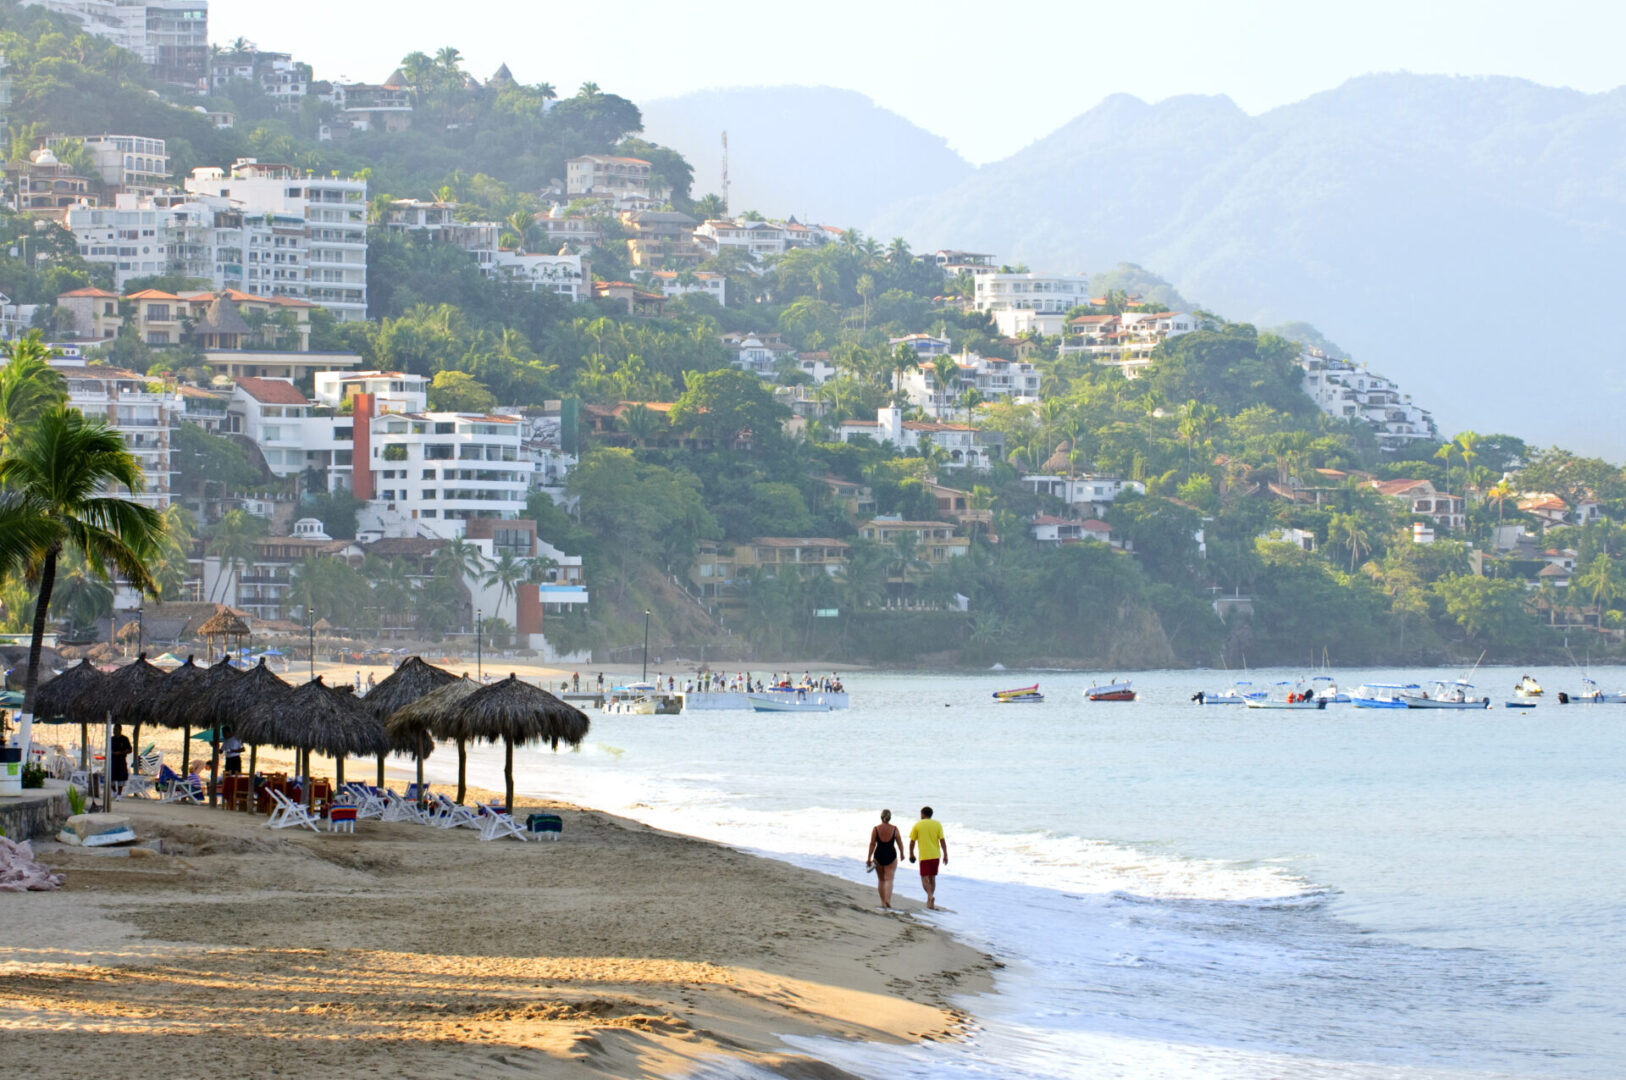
[[223, 728, 244, 774], [109, 724, 132, 799], [866, 809, 906, 909], [908, 806, 948, 910]]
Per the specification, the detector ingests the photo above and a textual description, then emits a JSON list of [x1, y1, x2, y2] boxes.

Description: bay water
[[434, 666, 1626, 1079]]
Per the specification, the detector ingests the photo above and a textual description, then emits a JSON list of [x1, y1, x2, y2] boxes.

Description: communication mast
[[720, 130, 729, 213]]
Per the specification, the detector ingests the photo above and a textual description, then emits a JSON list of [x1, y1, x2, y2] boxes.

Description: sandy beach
[[0, 738, 992, 1078]]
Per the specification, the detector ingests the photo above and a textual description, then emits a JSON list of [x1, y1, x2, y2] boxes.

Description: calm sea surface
[[435, 665, 1626, 1079]]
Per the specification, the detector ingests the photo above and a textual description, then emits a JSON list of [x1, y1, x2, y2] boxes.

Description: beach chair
[[432, 794, 481, 830], [381, 790, 427, 825], [122, 771, 156, 799], [158, 767, 205, 805], [477, 806, 530, 843], [265, 789, 319, 832]]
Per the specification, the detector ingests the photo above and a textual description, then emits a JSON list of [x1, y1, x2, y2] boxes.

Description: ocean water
[[431, 666, 1626, 1079]]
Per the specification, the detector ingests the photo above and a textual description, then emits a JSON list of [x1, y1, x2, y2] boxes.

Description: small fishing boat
[[1086, 679, 1136, 702], [602, 683, 683, 715], [1403, 680, 1491, 709], [994, 684, 1045, 704], [748, 693, 835, 713], [1513, 674, 1543, 699], [1311, 675, 1349, 703], [1562, 677, 1626, 704], [1192, 680, 1265, 705], [1350, 683, 1418, 709], [1245, 680, 1327, 710]]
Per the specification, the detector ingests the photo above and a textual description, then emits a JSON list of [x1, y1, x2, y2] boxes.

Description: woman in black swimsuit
[[866, 809, 904, 909]]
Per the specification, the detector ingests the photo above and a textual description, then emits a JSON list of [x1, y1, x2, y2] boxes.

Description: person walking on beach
[[908, 806, 948, 910], [866, 809, 906, 909], [109, 724, 132, 798]]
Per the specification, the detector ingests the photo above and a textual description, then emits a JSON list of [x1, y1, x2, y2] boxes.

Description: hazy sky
[[211, 0, 1626, 164]]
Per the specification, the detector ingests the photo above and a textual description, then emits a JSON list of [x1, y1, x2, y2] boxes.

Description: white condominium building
[[186, 159, 368, 320], [1297, 349, 1435, 449], [49, 359, 179, 511], [974, 272, 1090, 336], [21, 1, 208, 86]]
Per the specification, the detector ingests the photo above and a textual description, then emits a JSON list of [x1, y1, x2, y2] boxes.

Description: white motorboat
[[748, 693, 835, 713], [1311, 675, 1349, 703], [1350, 683, 1418, 709], [1192, 680, 1263, 705], [1513, 674, 1543, 699], [1404, 680, 1491, 709], [1564, 677, 1626, 704], [1246, 681, 1327, 710], [602, 683, 683, 715], [1086, 679, 1136, 702]]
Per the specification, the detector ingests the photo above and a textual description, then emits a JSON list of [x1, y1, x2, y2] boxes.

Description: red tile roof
[[58, 287, 119, 298], [235, 377, 309, 405], [126, 289, 182, 301]]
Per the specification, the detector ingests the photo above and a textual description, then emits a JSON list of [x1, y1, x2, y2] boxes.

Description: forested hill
[[866, 75, 1626, 453]]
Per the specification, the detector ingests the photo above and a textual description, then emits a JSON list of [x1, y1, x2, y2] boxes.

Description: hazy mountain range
[[647, 77, 1626, 454]]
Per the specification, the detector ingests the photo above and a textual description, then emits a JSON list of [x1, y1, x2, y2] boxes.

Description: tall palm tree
[[0, 406, 164, 755], [890, 344, 919, 403], [151, 503, 197, 600], [1487, 478, 1515, 523], [207, 509, 262, 603], [0, 332, 67, 449], [537, 82, 557, 101], [482, 551, 528, 617], [887, 237, 912, 264], [1330, 513, 1373, 572], [931, 355, 958, 415], [577, 81, 601, 99]]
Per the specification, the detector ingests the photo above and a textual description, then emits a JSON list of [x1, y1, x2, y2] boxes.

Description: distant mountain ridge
[[651, 76, 1626, 454], [870, 75, 1626, 451], [642, 86, 972, 226]]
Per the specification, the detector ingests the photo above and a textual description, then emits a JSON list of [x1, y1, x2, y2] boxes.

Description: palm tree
[[504, 209, 533, 253], [1487, 478, 1515, 523], [930, 355, 959, 416], [0, 332, 67, 449], [482, 551, 528, 617], [151, 503, 197, 600], [691, 193, 726, 220], [577, 81, 601, 99], [890, 344, 919, 402], [887, 237, 912, 264], [618, 403, 666, 447], [207, 509, 262, 603], [1434, 442, 1457, 496], [1330, 512, 1374, 572], [435, 46, 463, 75], [1576, 553, 1621, 615], [0, 406, 164, 754], [537, 82, 557, 101]]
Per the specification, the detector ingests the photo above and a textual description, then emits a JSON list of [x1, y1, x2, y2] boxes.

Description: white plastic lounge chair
[[432, 794, 481, 829], [477, 806, 530, 842], [265, 789, 320, 832]]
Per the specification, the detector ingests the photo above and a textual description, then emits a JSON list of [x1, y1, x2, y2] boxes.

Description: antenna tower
[[720, 130, 729, 213]]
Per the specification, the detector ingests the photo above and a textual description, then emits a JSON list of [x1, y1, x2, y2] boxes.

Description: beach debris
[[0, 835, 63, 890], [58, 812, 137, 848]]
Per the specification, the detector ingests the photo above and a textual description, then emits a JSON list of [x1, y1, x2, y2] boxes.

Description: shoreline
[[5, 736, 995, 1078]]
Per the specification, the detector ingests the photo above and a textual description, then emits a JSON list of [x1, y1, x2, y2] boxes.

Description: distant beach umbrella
[[447, 674, 589, 813], [243, 676, 388, 800]]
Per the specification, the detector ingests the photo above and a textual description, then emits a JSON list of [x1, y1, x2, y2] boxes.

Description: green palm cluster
[[0, 332, 169, 742]]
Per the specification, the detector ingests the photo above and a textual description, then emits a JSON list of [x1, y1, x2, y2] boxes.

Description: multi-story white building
[[1061, 310, 1203, 371], [185, 160, 368, 320], [928, 250, 997, 276], [693, 219, 788, 262], [21, 1, 208, 86], [209, 49, 308, 111], [565, 154, 663, 201], [975, 272, 1090, 336], [837, 407, 1001, 470], [647, 270, 726, 305], [383, 199, 500, 275], [51, 359, 179, 512], [722, 331, 795, 378], [898, 352, 1042, 418], [1021, 474, 1146, 515], [492, 250, 587, 300], [48, 134, 169, 193], [1297, 349, 1434, 449]]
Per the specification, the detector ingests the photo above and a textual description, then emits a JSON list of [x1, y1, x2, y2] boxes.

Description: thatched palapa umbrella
[[448, 674, 590, 813], [33, 659, 108, 769], [240, 676, 388, 805], [387, 676, 480, 803], [134, 655, 208, 772], [197, 609, 249, 663], [365, 657, 458, 791], [74, 654, 168, 782], [170, 657, 243, 777], [186, 657, 288, 805]]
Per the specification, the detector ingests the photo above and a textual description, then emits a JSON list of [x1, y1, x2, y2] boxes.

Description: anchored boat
[[1404, 680, 1491, 709], [1086, 679, 1136, 702], [1246, 681, 1327, 709], [994, 684, 1045, 704], [1350, 683, 1418, 709]]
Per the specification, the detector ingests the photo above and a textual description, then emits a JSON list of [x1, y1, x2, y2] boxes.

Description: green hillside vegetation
[[6, 11, 1626, 667]]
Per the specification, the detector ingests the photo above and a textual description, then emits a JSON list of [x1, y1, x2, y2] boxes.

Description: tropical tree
[[0, 406, 165, 752], [150, 503, 197, 600], [931, 355, 959, 415], [207, 509, 264, 603], [890, 344, 919, 403], [0, 332, 67, 449], [1575, 554, 1622, 615], [1329, 512, 1374, 572], [1486, 478, 1515, 523], [482, 550, 528, 617], [577, 81, 601, 98]]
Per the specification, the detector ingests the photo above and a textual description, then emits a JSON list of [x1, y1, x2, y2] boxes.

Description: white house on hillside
[[974, 272, 1089, 336], [838, 407, 1001, 470]]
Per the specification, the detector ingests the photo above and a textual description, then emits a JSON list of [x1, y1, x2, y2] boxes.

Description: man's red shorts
[[918, 858, 940, 877]]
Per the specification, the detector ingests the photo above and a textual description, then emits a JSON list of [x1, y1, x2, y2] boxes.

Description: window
[[425, 444, 453, 460]]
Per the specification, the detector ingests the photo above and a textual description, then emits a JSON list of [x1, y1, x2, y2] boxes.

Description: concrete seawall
[[0, 781, 71, 841]]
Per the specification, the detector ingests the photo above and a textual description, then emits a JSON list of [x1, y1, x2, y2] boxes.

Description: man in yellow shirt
[[908, 806, 948, 909]]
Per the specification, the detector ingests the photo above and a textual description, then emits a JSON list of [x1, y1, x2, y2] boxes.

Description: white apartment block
[[693, 219, 788, 261], [928, 250, 997, 276], [1022, 474, 1146, 514], [49, 359, 179, 513], [383, 199, 500, 275], [492, 250, 587, 300], [975, 272, 1090, 336], [898, 352, 1041, 418], [65, 192, 309, 298], [22, 1, 208, 86], [1297, 349, 1435, 448], [48, 134, 169, 192], [210, 49, 308, 110], [837, 407, 999, 470], [1062, 310, 1203, 372], [565, 154, 663, 201], [186, 159, 368, 320], [647, 270, 726, 305]]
